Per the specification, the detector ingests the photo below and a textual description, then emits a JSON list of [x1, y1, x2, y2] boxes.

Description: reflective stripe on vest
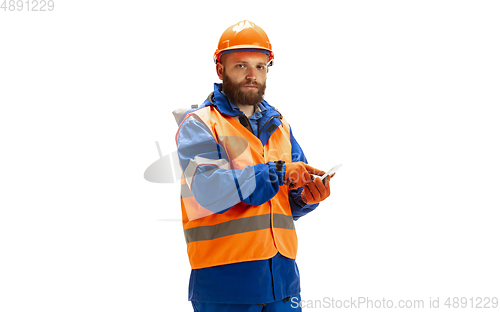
[[184, 213, 295, 243], [176, 105, 297, 269]]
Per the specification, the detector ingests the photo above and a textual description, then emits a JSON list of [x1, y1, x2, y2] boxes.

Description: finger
[[314, 177, 327, 199], [300, 171, 312, 184], [324, 175, 331, 197], [308, 180, 321, 200], [323, 175, 331, 187], [301, 188, 309, 204], [303, 164, 326, 176], [304, 184, 315, 202]]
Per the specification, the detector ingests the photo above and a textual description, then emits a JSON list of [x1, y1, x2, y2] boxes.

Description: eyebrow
[[235, 61, 268, 66]]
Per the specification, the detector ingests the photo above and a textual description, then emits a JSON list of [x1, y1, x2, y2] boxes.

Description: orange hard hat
[[213, 20, 274, 66]]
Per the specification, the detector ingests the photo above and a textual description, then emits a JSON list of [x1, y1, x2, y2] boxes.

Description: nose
[[246, 67, 257, 81]]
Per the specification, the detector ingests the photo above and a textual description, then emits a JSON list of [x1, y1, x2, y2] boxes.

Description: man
[[174, 20, 332, 311]]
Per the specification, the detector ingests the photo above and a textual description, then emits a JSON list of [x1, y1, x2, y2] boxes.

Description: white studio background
[[1, 1, 499, 311]]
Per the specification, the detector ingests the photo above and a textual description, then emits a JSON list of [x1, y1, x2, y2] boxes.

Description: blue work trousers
[[191, 294, 301, 312]]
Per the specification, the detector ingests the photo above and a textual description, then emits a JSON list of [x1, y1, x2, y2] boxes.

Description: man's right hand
[[285, 162, 325, 189]]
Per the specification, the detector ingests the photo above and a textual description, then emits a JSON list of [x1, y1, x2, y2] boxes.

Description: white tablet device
[[320, 164, 342, 181]]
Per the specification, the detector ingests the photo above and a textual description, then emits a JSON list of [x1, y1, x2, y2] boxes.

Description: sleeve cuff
[[268, 161, 286, 186]]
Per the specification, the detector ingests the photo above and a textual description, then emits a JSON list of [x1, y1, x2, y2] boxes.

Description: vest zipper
[[238, 115, 254, 134]]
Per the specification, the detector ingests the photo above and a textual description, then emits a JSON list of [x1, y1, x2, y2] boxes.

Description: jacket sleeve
[[177, 115, 284, 214], [288, 126, 321, 221]]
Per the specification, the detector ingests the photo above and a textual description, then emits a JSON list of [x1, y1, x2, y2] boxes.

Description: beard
[[222, 71, 266, 109]]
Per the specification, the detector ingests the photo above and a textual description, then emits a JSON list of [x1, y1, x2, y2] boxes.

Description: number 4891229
[[1, 0, 55, 11]]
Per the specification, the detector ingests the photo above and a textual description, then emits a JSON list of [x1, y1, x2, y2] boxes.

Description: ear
[[216, 63, 224, 80]]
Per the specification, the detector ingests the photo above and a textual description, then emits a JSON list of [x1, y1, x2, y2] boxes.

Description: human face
[[216, 52, 269, 107]]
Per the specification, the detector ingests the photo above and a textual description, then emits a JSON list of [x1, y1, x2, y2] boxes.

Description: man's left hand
[[301, 175, 332, 204]]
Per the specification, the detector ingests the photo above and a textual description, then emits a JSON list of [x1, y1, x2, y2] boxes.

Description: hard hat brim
[[214, 46, 274, 64]]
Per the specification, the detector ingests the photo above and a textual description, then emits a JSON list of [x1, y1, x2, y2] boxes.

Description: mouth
[[243, 85, 258, 90]]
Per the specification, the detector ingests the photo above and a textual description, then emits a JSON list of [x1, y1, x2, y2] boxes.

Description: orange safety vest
[[176, 105, 298, 269]]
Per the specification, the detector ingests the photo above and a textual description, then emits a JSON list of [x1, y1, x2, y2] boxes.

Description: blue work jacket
[[176, 83, 320, 304]]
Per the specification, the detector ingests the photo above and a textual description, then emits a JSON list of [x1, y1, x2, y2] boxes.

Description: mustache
[[242, 80, 260, 87]]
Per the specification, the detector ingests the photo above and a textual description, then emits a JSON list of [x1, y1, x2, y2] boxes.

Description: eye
[[236, 64, 246, 69], [257, 65, 266, 70]]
